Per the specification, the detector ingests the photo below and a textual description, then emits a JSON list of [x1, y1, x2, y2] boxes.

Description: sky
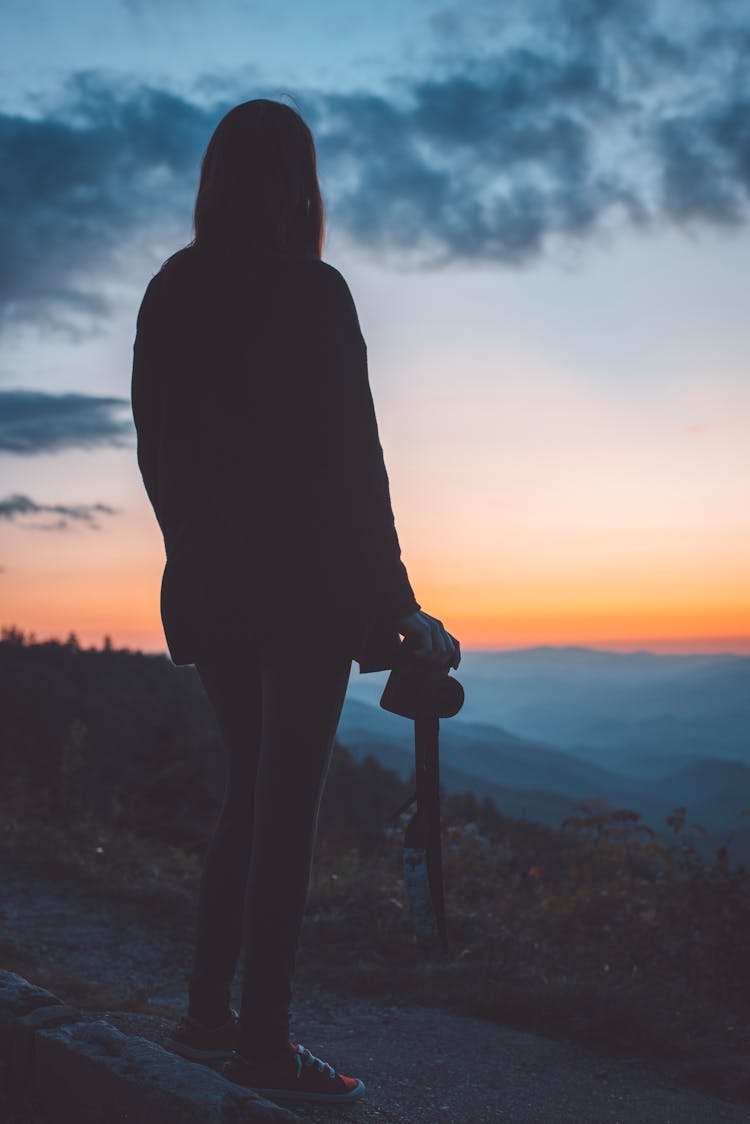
[[1, 0, 749, 655]]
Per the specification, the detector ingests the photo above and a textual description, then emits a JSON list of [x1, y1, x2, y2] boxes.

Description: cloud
[[2, 1, 749, 328], [0, 389, 133, 454], [0, 493, 119, 531], [653, 99, 750, 225], [309, 57, 641, 266], [0, 71, 213, 334]]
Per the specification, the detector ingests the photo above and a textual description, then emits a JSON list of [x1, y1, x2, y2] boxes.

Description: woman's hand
[[393, 609, 461, 670]]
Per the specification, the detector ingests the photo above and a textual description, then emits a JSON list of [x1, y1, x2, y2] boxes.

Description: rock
[[8, 1003, 89, 1094], [0, 971, 301, 1122], [33, 1018, 301, 1122], [0, 970, 64, 1056]]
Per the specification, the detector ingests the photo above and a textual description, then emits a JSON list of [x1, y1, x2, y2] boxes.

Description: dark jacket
[[130, 244, 421, 670]]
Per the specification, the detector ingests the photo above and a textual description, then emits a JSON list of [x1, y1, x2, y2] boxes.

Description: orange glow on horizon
[[3, 605, 749, 659], [3, 517, 748, 658]]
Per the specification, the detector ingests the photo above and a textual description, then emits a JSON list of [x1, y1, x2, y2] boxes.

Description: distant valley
[[341, 645, 750, 860]]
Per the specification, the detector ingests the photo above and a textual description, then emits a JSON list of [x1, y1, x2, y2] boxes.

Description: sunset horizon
[[3, 618, 749, 659]]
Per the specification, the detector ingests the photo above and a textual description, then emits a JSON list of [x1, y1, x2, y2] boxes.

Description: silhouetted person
[[130, 97, 460, 1105]]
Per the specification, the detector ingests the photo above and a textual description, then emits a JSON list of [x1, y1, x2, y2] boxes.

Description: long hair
[[190, 99, 325, 261]]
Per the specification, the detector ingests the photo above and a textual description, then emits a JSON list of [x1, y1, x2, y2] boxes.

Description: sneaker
[[165, 1008, 239, 1060], [221, 1040, 366, 1103]]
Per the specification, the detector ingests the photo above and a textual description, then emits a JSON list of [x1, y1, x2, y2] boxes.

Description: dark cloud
[[2, 2, 749, 328], [0, 493, 119, 531], [654, 94, 750, 223], [0, 71, 213, 333], [309, 55, 640, 266], [0, 389, 133, 454]]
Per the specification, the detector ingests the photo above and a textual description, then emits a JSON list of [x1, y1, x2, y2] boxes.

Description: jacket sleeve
[[309, 265, 421, 627], [130, 274, 165, 518]]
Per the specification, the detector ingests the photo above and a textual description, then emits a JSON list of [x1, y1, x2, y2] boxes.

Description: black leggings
[[187, 631, 352, 1060]]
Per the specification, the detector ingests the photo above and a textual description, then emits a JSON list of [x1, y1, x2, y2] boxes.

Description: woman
[[131, 98, 460, 1105]]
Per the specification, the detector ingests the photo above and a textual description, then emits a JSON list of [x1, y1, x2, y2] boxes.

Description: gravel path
[[1, 868, 748, 1124]]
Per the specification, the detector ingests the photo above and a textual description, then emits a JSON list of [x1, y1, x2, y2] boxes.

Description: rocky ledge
[[0, 969, 299, 1123]]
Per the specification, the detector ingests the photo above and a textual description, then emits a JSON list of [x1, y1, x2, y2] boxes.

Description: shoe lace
[[293, 1042, 336, 1080]]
